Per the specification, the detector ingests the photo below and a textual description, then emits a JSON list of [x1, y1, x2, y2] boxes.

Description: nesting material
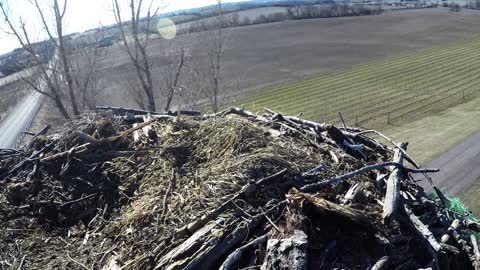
[[0, 107, 478, 270]]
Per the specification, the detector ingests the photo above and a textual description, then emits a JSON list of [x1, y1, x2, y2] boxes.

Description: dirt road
[[0, 92, 43, 148], [423, 131, 480, 195]]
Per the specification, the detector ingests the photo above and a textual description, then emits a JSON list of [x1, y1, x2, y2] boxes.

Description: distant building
[[98, 36, 116, 48]]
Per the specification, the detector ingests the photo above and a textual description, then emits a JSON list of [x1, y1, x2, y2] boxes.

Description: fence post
[[355, 115, 358, 127], [387, 112, 391, 125]]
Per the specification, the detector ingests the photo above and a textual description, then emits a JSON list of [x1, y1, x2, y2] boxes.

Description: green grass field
[[235, 36, 480, 129]]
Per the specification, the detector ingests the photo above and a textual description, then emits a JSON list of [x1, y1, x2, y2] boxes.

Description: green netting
[[429, 192, 479, 222]]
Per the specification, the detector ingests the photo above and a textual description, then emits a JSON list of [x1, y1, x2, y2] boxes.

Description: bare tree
[[112, 0, 158, 111], [160, 43, 186, 112], [0, 0, 103, 120], [197, 0, 228, 113], [70, 38, 108, 111]]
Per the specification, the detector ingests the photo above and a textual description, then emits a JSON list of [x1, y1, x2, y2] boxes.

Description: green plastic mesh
[[429, 192, 479, 222]]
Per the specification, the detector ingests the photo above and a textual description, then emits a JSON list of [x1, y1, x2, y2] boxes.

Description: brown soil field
[[95, 8, 480, 110]]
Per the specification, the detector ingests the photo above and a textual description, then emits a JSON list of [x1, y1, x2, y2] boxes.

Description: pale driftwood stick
[[264, 108, 327, 132], [341, 182, 361, 204], [155, 222, 217, 269], [371, 256, 390, 270], [300, 162, 438, 192], [382, 143, 406, 223], [441, 219, 461, 243], [470, 235, 480, 263], [228, 107, 260, 118], [122, 114, 175, 123], [403, 205, 442, 252], [219, 234, 269, 270]]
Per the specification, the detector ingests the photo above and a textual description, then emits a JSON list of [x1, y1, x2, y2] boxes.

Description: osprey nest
[[0, 107, 479, 270]]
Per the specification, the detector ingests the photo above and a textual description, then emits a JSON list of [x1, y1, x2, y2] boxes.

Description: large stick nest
[[0, 108, 478, 270]]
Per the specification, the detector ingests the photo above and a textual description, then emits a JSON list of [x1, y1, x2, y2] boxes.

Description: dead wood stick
[[338, 112, 347, 130], [402, 205, 442, 252], [40, 143, 90, 162], [300, 162, 438, 192], [17, 254, 26, 270], [60, 193, 99, 208], [383, 143, 407, 223], [219, 234, 269, 270], [400, 205, 441, 269], [161, 170, 176, 222], [96, 105, 201, 116], [24, 124, 51, 150], [471, 235, 480, 267], [175, 169, 288, 238], [227, 107, 261, 119]]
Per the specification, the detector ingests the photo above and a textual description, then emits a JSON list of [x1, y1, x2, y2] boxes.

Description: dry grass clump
[[116, 117, 327, 234]]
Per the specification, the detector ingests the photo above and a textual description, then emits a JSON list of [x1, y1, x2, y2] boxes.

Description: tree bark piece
[[382, 142, 407, 224], [261, 230, 308, 270]]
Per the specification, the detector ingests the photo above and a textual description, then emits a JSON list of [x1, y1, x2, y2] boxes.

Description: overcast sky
[[0, 0, 246, 55]]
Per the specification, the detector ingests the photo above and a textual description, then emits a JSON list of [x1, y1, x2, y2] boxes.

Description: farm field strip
[[288, 56, 480, 115], [246, 39, 480, 106], [236, 36, 480, 128], [244, 37, 479, 103], [259, 54, 480, 120]]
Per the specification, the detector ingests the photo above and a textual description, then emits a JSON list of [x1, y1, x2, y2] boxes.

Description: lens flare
[[157, 18, 177, 40]]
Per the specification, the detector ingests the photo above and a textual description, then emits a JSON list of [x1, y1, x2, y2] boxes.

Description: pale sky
[[0, 0, 247, 55]]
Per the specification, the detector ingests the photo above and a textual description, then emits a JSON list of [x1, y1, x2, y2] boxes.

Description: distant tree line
[[187, 4, 383, 34], [286, 4, 383, 20], [0, 41, 55, 76]]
